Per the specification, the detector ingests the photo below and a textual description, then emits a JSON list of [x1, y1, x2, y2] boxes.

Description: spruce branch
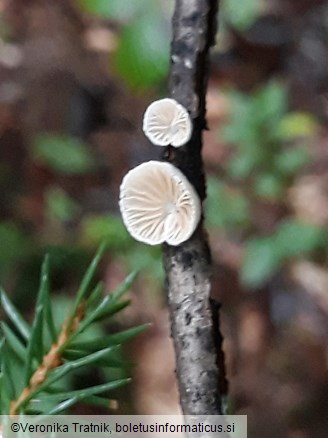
[[0, 244, 146, 415], [9, 305, 85, 415]]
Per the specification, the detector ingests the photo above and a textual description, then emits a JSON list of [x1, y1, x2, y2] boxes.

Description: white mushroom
[[143, 98, 192, 147], [119, 161, 201, 246]]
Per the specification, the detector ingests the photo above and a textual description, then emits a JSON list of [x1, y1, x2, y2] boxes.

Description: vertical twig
[[163, 0, 227, 415]]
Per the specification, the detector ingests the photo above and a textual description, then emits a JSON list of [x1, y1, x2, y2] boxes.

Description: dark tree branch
[[163, 0, 227, 416]]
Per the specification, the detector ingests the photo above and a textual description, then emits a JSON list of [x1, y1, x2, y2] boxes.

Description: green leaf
[[110, 270, 138, 302], [0, 289, 30, 340], [241, 237, 282, 288], [62, 348, 125, 367], [33, 134, 96, 175], [253, 81, 287, 125], [75, 270, 138, 335], [45, 187, 80, 223], [0, 377, 12, 414], [80, 215, 132, 249], [0, 341, 13, 413], [69, 324, 149, 351], [16, 345, 121, 411], [206, 178, 250, 229], [221, 92, 259, 146], [1, 342, 16, 401], [81, 395, 113, 409], [254, 173, 284, 200], [47, 378, 130, 414], [241, 220, 324, 289], [275, 220, 323, 257], [227, 154, 257, 179], [42, 346, 120, 390], [124, 245, 163, 282], [39, 256, 57, 343], [72, 300, 130, 339], [222, 0, 261, 31], [0, 372, 4, 414], [93, 300, 131, 322], [27, 398, 64, 415], [0, 223, 29, 277], [67, 242, 108, 330], [28, 389, 68, 414], [47, 398, 76, 415], [23, 258, 51, 376], [24, 303, 44, 385], [1, 322, 26, 362], [86, 282, 104, 309], [77, 0, 147, 21], [114, 12, 170, 90], [277, 112, 318, 140], [274, 147, 309, 175], [44, 378, 130, 402], [222, 82, 287, 151]]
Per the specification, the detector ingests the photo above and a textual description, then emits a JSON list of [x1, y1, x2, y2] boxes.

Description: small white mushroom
[[143, 98, 192, 147], [119, 161, 201, 246]]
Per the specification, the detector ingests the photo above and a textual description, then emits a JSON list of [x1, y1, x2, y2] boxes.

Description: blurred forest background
[[0, 0, 327, 436]]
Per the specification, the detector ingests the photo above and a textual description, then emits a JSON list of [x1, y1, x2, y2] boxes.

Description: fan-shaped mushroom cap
[[143, 98, 192, 147], [119, 161, 201, 246]]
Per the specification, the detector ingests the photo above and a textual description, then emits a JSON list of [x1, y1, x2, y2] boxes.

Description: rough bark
[[163, 0, 227, 416]]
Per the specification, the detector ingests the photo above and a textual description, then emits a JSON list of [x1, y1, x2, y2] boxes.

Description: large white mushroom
[[143, 98, 192, 147], [119, 161, 201, 246]]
